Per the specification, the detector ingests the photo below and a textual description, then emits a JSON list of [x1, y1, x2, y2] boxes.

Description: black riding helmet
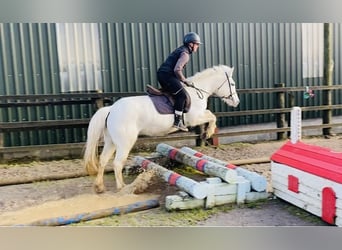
[[183, 32, 202, 45]]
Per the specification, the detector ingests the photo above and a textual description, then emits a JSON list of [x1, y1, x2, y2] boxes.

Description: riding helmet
[[183, 32, 202, 45]]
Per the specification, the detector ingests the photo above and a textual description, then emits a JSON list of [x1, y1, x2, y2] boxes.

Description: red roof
[[271, 141, 342, 184]]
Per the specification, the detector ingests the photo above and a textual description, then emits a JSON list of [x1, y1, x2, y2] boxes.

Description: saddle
[[146, 85, 191, 114]]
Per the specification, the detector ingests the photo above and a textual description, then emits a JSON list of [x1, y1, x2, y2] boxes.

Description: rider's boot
[[173, 111, 188, 132]]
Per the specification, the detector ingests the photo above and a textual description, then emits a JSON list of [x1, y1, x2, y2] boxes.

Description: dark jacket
[[157, 45, 191, 82]]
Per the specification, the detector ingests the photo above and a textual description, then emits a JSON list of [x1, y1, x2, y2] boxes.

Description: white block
[[245, 191, 270, 202], [236, 176, 251, 204], [200, 180, 238, 196], [165, 195, 204, 211], [205, 177, 222, 184], [205, 194, 216, 209], [335, 216, 342, 227]]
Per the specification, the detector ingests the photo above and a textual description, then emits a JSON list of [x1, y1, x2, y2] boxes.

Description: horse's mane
[[190, 65, 231, 81]]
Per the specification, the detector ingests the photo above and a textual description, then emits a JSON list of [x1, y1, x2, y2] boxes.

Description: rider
[[157, 32, 202, 132]]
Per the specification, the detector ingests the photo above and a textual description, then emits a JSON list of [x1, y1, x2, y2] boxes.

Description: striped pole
[[180, 146, 267, 192], [156, 143, 238, 183], [134, 156, 208, 199]]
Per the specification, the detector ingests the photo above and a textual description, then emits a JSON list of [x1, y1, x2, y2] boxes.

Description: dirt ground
[[0, 135, 341, 226]]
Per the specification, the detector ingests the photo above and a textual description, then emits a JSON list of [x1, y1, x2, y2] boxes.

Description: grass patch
[[74, 204, 236, 227], [283, 202, 325, 224]]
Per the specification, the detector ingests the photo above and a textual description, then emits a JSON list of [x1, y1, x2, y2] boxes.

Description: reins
[[187, 83, 208, 99], [187, 71, 235, 100]]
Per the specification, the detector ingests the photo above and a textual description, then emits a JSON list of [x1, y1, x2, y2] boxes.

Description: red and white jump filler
[[271, 107, 342, 226]]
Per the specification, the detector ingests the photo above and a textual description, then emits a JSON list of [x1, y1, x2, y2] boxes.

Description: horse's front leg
[[203, 110, 217, 138], [191, 109, 217, 139]]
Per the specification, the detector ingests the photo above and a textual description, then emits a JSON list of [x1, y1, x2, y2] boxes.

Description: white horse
[[83, 65, 240, 193]]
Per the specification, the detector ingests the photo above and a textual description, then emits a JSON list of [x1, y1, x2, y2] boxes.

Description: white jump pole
[[156, 143, 238, 183], [180, 146, 267, 192], [291, 106, 302, 144], [133, 156, 208, 199]]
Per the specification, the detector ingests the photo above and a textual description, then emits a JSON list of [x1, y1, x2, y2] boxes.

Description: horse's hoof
[[202, 133, 209, 140], [94, 184, 105, 193], [116, 183, 126, 190], [168, 127, 179, 134]]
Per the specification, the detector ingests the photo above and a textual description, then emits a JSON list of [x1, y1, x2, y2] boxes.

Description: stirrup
[[172, 122, 189, 132]]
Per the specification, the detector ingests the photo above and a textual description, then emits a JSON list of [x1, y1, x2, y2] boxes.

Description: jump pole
[[17, 198, 159, 226], [180, 146, 267, 192], [156, 143, 238, 183], [134, 156, 208, 199]]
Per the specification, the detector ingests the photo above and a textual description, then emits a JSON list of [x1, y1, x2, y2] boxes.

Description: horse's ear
[[228, 66, 234, 76]]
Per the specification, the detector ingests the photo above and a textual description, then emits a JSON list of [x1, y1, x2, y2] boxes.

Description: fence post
[[93, 90, 104, 111], [195, 124, 206, 147], [0, 132, 3, 147], [275, 83, 286, 140], [323, 23, 333, 137]]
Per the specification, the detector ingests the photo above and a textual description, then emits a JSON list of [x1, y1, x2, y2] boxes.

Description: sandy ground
[[0, 135, 341, 226]]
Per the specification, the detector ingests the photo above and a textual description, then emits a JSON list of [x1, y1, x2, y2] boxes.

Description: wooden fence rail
[[0, 85, 341, 161]]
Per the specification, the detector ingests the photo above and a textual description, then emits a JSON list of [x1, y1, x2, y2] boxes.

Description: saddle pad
[[148, 94, 174, 114]]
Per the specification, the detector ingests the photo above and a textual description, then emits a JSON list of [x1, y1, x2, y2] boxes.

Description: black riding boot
[[173, 113, 188, 132]]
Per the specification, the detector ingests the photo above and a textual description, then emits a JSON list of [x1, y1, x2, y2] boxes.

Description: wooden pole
[[0, 132, 3, 147], [21, 199, 159, 226], [94, 89, 104, 111], [195, 124, 206, 147], [323, 23, 334, 137], [275, 83, 286, 140]]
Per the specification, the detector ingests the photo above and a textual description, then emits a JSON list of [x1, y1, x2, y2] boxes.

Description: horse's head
[[213, 65, 240, 107]]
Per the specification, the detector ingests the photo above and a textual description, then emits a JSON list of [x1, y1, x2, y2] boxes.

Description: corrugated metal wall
[[333, 23, 342, 117], [0, 23, 92, 146], [0, 23, 60, 94], [1, 23, 341, 146]]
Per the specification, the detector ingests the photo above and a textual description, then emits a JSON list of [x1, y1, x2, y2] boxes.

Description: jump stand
[[139, 143, 269, 211], [271, 106, 342, 226]]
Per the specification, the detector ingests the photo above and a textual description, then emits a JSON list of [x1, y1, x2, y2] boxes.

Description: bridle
[[216, 72, 236, 100], [189, 71, 236, 101]]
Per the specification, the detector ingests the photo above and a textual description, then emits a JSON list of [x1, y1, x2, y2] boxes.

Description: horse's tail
[[83, 106, 111, 175]]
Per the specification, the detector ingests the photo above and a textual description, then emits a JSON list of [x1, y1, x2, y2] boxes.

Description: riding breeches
[[157, 71, 187, 112]]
